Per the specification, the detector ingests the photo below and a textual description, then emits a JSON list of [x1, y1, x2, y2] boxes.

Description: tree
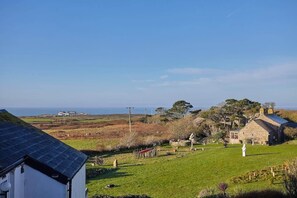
[[155, 107, 166, 115], [189, 109, 202, 115], [195, 123, 212, 140], [121, 131, 138, 148], [263, 102, 276, 109], [167, 100, 193, 119], [199, 98, 261, 131], [167, 116, 196, 139]]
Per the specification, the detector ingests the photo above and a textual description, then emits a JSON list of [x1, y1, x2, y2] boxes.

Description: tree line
[[154, 98, 262, 142]]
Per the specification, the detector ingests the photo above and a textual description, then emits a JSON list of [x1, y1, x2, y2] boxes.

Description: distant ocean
[[2, 106, 295, 117], [3, 107, 158, 117]]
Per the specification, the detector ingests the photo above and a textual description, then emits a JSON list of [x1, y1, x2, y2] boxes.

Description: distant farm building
[[237, 107, 288, 145], [57, 111, 78, 116], [0, 109, 88, 198]]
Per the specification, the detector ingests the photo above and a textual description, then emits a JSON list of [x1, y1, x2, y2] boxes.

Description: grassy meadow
[[19, 113, 297, 197], [62, 139, 119, 150], [86, 142, 297, 198]]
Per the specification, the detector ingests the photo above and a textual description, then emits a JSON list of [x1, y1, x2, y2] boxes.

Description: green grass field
[[21, 117, 55, 123], [85, 143, 297, 198], [20, 114, 141, 124], [62, 139, 119, 150]]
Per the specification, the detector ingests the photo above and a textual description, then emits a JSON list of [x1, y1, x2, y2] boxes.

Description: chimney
[[260, 107, 265, 115], [268, 108, 274, 114]]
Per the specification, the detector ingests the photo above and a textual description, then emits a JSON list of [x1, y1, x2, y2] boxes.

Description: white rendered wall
[[0, 173, 11, 198], [24, 165, 67, 198], [13, 166, 25, 198], [71, 164, 86, 198]]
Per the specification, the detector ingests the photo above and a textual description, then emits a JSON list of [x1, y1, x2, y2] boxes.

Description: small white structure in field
[[113, 159, 118, 168], [189, 133, 195, 150], [242, 143, 246, 157]]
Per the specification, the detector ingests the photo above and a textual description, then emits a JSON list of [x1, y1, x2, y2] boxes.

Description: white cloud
[[131, 79, 155, 83], [160, 75, 168, 79], [128, 62, 297, 108], [216, 63, 297, 84], [167, 67, 219, 75], [152, 62, 297, 88]]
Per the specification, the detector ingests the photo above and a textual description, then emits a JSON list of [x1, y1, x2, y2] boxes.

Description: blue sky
[[1, 0, 297, 108]]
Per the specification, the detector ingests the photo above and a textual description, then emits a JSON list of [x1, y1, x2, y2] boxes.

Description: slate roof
[[254, 119, 276, 133], [266, 114, 288, 125], [287, 122, 297, 128], [0, 110, 87, 183]]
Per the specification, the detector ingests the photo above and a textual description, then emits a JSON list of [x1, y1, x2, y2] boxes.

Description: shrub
[[233, 189, 286, 198], [92, 195, 150, 198], [167, 116, 196, 139], [144, 136, 158, 145], [121, 131, 139, 148], [284, 127, 297, 140], [284, 159, 297, 198], [96, 144, 106, 152], [197, 188, 215, 198], [218, 182, 228, 197], [94, 156, 104, 165]]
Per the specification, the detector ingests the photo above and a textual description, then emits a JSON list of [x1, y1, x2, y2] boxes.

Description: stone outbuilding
[[238, 108, 288, 145]]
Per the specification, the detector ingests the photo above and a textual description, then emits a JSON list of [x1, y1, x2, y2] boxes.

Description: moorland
[[20, 100, 297, 198]]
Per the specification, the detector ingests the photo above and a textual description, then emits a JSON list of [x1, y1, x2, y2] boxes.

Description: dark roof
[[0, 110, 87, 183], [286, 122, 297, 128], [266, 114, 288, 125], [254, 119, 276, 133]]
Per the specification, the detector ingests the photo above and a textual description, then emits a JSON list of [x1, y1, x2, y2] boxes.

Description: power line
[[127, 107, 134, 133]]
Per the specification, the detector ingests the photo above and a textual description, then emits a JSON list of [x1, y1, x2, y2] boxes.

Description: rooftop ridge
[[0, 110, 87, 182]]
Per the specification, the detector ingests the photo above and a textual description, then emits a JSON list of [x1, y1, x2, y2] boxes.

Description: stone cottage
[[237, 107, 288, 145]]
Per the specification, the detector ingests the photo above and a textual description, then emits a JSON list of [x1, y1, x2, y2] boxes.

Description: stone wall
[[238, 121, 270, 145], [169, 140, 191, 147]]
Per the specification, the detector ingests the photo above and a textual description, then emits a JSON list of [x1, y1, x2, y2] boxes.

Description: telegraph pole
[[127, 107, 134, 133]]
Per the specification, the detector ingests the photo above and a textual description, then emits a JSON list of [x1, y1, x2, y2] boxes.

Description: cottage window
[[230, 132, 238, 139]]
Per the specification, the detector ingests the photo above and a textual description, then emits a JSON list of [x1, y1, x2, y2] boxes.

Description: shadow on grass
[[247, 152, 279, 157], [87, 169, 133, 183], [82, 149, 134, 158], [157, 153, 176, 157], [120, 163, 143, 167], [88, 169, 132, 183]]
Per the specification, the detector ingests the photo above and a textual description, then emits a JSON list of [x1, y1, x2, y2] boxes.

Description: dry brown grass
[[277, 109, 297, 122], [24, 115, 169, 150]]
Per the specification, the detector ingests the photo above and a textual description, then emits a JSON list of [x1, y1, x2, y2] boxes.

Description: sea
[[3, 107, 158, 117], [2, 106, 295, 117]]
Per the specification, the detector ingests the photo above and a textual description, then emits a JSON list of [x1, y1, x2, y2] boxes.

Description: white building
[[57, 111, 70, 116], [0, 109, 88, 198]]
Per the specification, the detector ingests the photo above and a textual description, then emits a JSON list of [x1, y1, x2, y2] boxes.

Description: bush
[[96, 144, 106, 152], [92, 195, 150, 198], [218, 182, 228, 197], [284, 159, 297, 198], [197, 188, 215, 198], [284, 127, 297, 140], [233, 189, 286, 198], [121, 131, 139, 148], [167, 116, 196, 139]]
